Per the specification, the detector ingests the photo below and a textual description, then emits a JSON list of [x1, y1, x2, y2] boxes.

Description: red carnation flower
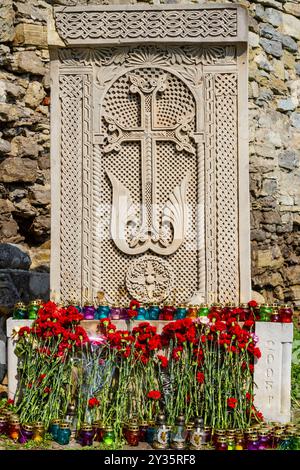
[[38, 374, 46, 382], [7, 399, 14, 405], [248, 300, 258, 308], [128, 309, 138, 319], [44, 387, 51, 394], [157, 355, 168, 368], [18, 326, 31, 337], [196, 372, 205, 384], [147, 390, 161, 400], [129, 299, 140, 310], [88, 397, 100, 408], [227, 397, 238, 409]]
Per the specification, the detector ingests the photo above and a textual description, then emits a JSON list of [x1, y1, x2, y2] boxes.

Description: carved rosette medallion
[[126, 256, 173, 303]]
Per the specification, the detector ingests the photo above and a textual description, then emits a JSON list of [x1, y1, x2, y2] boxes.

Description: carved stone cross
[[104, 73, 194, 256]]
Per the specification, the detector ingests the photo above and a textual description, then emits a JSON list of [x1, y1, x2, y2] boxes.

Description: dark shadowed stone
[[0, 316, 6, 383], [0, 243, 31, 270], [0, 269, 49, 309]]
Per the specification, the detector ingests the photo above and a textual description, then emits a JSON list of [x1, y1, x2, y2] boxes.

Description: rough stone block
[[281, 13, 300, 40], [0, 244, 31, 270], [254, 322, 293, 423], [0, 157, 38, 183], [13, 23, 48, 47]]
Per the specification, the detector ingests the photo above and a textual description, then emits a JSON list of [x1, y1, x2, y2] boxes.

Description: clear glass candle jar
[[202, 426, 212, 444], [8, 416, 20, 440], [56, 422, 71, 445], [247, 434, 259, 450], [79, 423, 94, 446], [227, 437, 235, 450], [33, 422, 45, 442], [0, 416, 8, 435], [49, 419, 60, 440], [103, 426, 115, 446], [153, 414, 169, 449], [279, 305, 293, 323], [126, 424, 140, 447], [170, 415, 187, 449], [216, 436, 228, 451], [189, 418, 203, 450], [13, 302, 27, 319], [18, 423, 33, 443], [139, 422, 148, 442]]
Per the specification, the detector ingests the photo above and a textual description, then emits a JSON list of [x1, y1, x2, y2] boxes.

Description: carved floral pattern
[[126, 256, 173, 303]]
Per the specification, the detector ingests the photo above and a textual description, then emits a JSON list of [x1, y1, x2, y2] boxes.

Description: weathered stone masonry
[[0, 0, 299, 306]]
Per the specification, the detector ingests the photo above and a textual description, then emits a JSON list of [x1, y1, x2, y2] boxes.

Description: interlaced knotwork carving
[[55, 8, 238, 43], [59, 75, 83, 302], [215, 73, 239, 303], [204, 74, 217, 303]]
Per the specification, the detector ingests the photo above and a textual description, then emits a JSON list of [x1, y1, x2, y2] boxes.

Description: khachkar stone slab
[[254, 323, 293, 423], [50, 4, 250, 305]]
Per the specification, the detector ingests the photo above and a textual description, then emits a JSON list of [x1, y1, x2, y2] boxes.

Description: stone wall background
[[0, 0, 299, 307]]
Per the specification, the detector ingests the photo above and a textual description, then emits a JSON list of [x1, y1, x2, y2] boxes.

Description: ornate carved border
[[54, 4, 248, 46]]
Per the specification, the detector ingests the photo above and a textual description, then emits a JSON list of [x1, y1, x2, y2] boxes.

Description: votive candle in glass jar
[[110, 306, 122, 320], [94, 305, 110, 320], [13, 302, 27, 320], [28, 300, 41, 320], [148, 305, 160, 320], [259, 304, 273, 322], [79, 423, 94, 446], [33, 422, 45, 442], [139, 422, 148, 442], [279, 304, 293, 323], [258, 429, 270, 450], [18, 423, 33, 444], [189, 418, 203, 450], [198, 304, 210, 318], [136, 307, 147, 321], [216, 437, 228, 451], [103, 426, 115, 446], [82, 304, 95, 320], [126, 424, 140, 447], [159, 305, 175, 321], [56, 422, 71, 445], [170, 415, 187, 450], [0, 416, 8, 435], [9, 416, 20, 440], [202, 426, 212, 444], [235, 433, 245, 450], [244, 428, 255, 445], [247, 433, 259, 450], [145, 420, 156, 445], [238, 303, 249, 321], [153, 414, 169, 450], [272, 430, 283, 449], [213, 429, 226, 445], [187, 305, 198, 319], [93, 421, 105, 442], [175, 305, 187, 320], [49, 419, 60, 440], [227, 437, 235, 450], [271, 309, 281, 323]]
